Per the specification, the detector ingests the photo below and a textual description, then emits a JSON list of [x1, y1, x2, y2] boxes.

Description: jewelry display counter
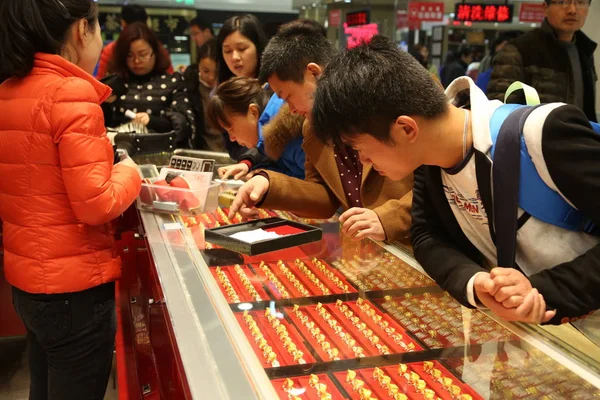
[[115, 207, 600, 399]]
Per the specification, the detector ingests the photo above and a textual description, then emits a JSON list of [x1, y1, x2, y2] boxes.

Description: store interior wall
[[581, 0, 599, 119]]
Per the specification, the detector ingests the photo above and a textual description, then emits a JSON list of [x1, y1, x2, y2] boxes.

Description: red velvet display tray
[[210, 264, 270, 303], [378, 294, 518, 349], [333, 361, 482, 400], [235, 311, 316, 368], [252, 259, 357, 299], [188, 208, 336, 230], [271, 374, 344, 400], [285, 300, 421, 361]]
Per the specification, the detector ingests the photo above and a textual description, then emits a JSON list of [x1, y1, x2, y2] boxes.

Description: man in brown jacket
[[228, 20, 413, 243]]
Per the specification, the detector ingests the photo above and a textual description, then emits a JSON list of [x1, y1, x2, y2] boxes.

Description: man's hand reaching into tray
[[228, 175, 270, 220]]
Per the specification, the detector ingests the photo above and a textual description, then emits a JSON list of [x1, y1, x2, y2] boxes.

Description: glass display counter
[[136, 207, 600, 400]]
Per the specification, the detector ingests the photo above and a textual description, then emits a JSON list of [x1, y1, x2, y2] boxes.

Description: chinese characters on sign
[[407, 2, 445, 22], [519, 3, 545, 23], [454, 3, 514, 23]]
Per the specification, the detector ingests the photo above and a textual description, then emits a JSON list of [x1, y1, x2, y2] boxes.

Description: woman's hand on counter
[[228, 175, 270, 219], [219, 163, 250, 180], [339, 208, 386, 242]]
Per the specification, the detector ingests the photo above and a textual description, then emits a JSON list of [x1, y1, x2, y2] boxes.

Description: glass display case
[[135, 207, 600, 400]]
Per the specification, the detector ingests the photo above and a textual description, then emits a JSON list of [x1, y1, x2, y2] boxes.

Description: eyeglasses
[[127, 51, 155, 62], [549, 0, 591, 8]]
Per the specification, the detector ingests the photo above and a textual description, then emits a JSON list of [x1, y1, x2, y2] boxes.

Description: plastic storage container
[[137, 177, 220, 215]]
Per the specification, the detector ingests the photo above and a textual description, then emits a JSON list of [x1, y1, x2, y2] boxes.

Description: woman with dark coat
[[105, 22, 195, 149]]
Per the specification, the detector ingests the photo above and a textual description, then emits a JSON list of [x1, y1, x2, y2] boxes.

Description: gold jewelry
[[423, 361, 434, 372], [352, 379, 365, 391], [315, 383, 327, 394], [346, 370, 356, 383], [283, 378, 294, 391], [358, 388, 372, 400], [326, 348, 340, 360]]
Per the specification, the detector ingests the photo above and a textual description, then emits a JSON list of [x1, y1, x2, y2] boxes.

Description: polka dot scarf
[[334, 144, 363, 207]]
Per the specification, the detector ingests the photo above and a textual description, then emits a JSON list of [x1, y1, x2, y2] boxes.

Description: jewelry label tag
[[163, 222, 183, 230]]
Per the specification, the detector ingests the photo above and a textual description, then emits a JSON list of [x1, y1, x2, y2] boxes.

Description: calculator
[[168, 156, 215, 172]]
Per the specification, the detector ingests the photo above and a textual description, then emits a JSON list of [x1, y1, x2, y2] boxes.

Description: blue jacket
[[256, 93, 305, 179]]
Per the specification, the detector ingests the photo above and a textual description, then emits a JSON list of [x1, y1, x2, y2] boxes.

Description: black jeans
[[12, 282, 116, 400]]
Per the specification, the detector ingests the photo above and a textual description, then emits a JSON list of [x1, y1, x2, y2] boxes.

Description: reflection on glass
[[180, 207, 600, 399]]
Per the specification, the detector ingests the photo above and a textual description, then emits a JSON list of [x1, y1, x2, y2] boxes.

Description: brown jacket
[[260, 119, 413, 242]]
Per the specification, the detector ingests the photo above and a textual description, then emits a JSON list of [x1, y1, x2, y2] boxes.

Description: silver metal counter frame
[[140, 211, 278, 399]]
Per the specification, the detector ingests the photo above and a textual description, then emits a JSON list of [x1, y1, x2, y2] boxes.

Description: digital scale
[[168, 155, 215, 173]]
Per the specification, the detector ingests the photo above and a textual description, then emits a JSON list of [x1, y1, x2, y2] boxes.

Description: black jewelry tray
[[204, 217, 322, 256]]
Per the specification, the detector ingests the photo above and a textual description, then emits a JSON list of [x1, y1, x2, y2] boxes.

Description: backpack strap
[[490, 105, 539, 267], [504, 81, 541, 106], [490, 106, 600, 267]]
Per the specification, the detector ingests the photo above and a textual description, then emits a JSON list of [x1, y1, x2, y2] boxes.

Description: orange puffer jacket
[[0, 53, 142, 294]]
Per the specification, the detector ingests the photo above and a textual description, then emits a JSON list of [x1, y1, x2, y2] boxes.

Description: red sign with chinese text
[[346, 10, 370, 27], [454, 3, 514, 23], [397, 10, 422, 29], [329, 9, 341, 27], [408, 2, 445, 22], [519, 3, 545, 23]]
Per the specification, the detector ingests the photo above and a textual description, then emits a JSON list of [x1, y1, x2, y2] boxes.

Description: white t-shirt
[[443, 78, 600, 306]]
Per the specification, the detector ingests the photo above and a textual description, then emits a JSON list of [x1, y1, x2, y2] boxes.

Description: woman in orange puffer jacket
[[0, 1, 141, 399]]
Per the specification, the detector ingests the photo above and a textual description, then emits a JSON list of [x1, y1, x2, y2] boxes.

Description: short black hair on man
[[456, 44, 473, 58], [259, 19, 334, 84], [312, 35, 448, 145], [190, 17, 214, 35], [121, 5, 147, 25]]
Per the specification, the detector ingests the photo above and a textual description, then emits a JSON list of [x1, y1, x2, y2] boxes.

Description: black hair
[[456, 44, 473, 58], [312, 35, 448, 145], [110, 22, 171, 81], [0, 0, 98, 80], [198, 38, 218, 63], [409, 49, 427, 69], [216, 14, 267, 84], [258, 19, 334, 84], [121, 5, 147, 25], [208, 77, 269, 130], [190, 17, 214, 35]]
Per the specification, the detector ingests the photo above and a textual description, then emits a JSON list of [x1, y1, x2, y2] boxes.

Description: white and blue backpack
[[488, 82, 600, 267]]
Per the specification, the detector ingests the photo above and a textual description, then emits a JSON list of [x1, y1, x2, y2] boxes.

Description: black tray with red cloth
[[205, 217, 323, 256]]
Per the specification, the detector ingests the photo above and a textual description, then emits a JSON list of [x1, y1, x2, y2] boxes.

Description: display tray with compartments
[[140, 207, 600, 400]]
